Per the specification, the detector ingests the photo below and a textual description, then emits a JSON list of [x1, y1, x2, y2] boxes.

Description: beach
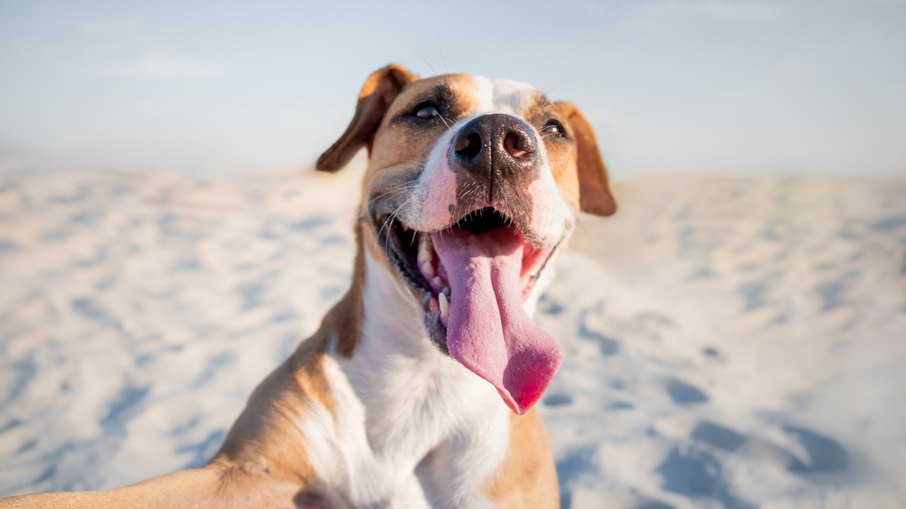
[[1, 169, 904, 508]]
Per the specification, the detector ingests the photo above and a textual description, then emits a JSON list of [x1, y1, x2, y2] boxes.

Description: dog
[[0, 64, 616, 508]]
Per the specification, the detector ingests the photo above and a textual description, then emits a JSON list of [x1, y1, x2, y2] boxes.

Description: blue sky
[[1, 0, 904, 177]]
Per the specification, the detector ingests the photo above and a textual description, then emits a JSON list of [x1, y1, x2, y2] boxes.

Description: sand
[[1, 169, 904, 508]]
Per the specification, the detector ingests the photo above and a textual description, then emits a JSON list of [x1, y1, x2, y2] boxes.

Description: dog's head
[[317, 64, 616, 414]]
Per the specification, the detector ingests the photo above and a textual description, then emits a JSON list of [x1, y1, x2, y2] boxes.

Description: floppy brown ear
[[554, 102, 617, 216], [316, 64, 418, 172]]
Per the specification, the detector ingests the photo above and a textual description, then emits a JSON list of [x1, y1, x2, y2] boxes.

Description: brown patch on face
[[550, 102, 617, 216], [483, 407, 559, 507], [357, 75, 486, 286], [361, 74, 478, 197]]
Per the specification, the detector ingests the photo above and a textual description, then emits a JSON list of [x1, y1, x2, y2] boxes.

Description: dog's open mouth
[[375, 207, 564, 414]]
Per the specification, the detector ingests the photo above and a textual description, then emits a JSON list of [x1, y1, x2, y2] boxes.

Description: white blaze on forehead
[[470, 76, 538, 115]]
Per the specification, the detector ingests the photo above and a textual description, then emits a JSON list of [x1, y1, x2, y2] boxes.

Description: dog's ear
[[553, 102, 617, 216], [316, 64, 418, 172]]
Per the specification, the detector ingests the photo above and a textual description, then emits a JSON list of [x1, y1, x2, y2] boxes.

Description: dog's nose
[[451, 114, 538, 177]]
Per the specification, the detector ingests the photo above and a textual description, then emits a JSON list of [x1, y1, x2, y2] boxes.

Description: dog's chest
[[298, 287, 509, 506], [289, 254, 514, 506], [302, 348, 509, 507]]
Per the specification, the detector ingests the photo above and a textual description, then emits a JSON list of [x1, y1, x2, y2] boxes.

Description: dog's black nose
[[451, 114, 538, 178]]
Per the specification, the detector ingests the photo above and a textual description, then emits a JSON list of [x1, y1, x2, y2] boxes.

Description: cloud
[[638, 0, 782, 20], [98, 56, 223, 79]]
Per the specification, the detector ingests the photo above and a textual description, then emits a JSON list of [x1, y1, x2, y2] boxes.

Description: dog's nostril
[[454, 131, 482, 161], [503, 132, 534, 161]]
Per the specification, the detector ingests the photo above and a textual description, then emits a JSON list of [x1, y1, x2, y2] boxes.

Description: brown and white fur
[[0, 64, 616, 509]]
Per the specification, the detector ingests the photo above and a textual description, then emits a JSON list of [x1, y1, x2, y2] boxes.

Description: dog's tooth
[[432, 276, 443, 288], [438, 292, 449, 320], [417, 238, 431, 265], [442, 286, 450, 296], [422, 261, 435, 278]]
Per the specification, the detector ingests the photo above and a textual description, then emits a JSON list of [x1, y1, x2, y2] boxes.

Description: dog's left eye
[[541, 119, 567, 137], [412, 102, 441, 120]]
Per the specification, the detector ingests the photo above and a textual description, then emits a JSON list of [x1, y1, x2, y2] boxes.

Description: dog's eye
[[541, 119, 566, 137], [412, 102, 441, 120]]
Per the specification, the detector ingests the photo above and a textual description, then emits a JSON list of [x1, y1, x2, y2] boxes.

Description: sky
[[0, 0, 904, 178]]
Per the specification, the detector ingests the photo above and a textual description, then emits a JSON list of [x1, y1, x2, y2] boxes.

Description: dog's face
[[318, 65, 616, 414]]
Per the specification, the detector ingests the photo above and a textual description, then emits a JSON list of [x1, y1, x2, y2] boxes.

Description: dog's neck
[[360, 250, 446, 362], [330, 247, 505, 461]]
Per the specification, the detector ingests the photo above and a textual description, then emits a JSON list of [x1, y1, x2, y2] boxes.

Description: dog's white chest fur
[[297, 253, 511, 508]]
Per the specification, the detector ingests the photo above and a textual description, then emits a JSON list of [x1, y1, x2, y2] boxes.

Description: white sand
[[0, 169, 904, 508]]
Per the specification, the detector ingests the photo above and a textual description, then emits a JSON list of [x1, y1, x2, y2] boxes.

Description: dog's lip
[[371, 207, 556, 349]]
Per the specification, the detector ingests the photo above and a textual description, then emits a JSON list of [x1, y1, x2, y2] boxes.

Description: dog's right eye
[[411, 102, 441, 120]]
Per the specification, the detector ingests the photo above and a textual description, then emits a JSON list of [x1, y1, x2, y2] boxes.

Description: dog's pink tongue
[[432, 227, 563, 414]]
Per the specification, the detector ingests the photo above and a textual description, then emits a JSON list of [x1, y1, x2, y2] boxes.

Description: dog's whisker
[[415, 51, 438, 76], [436, 39, 450, 75], [540, 76, 578, 97], [371, 181, 420, 201], [377, 193, 417, 254]]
